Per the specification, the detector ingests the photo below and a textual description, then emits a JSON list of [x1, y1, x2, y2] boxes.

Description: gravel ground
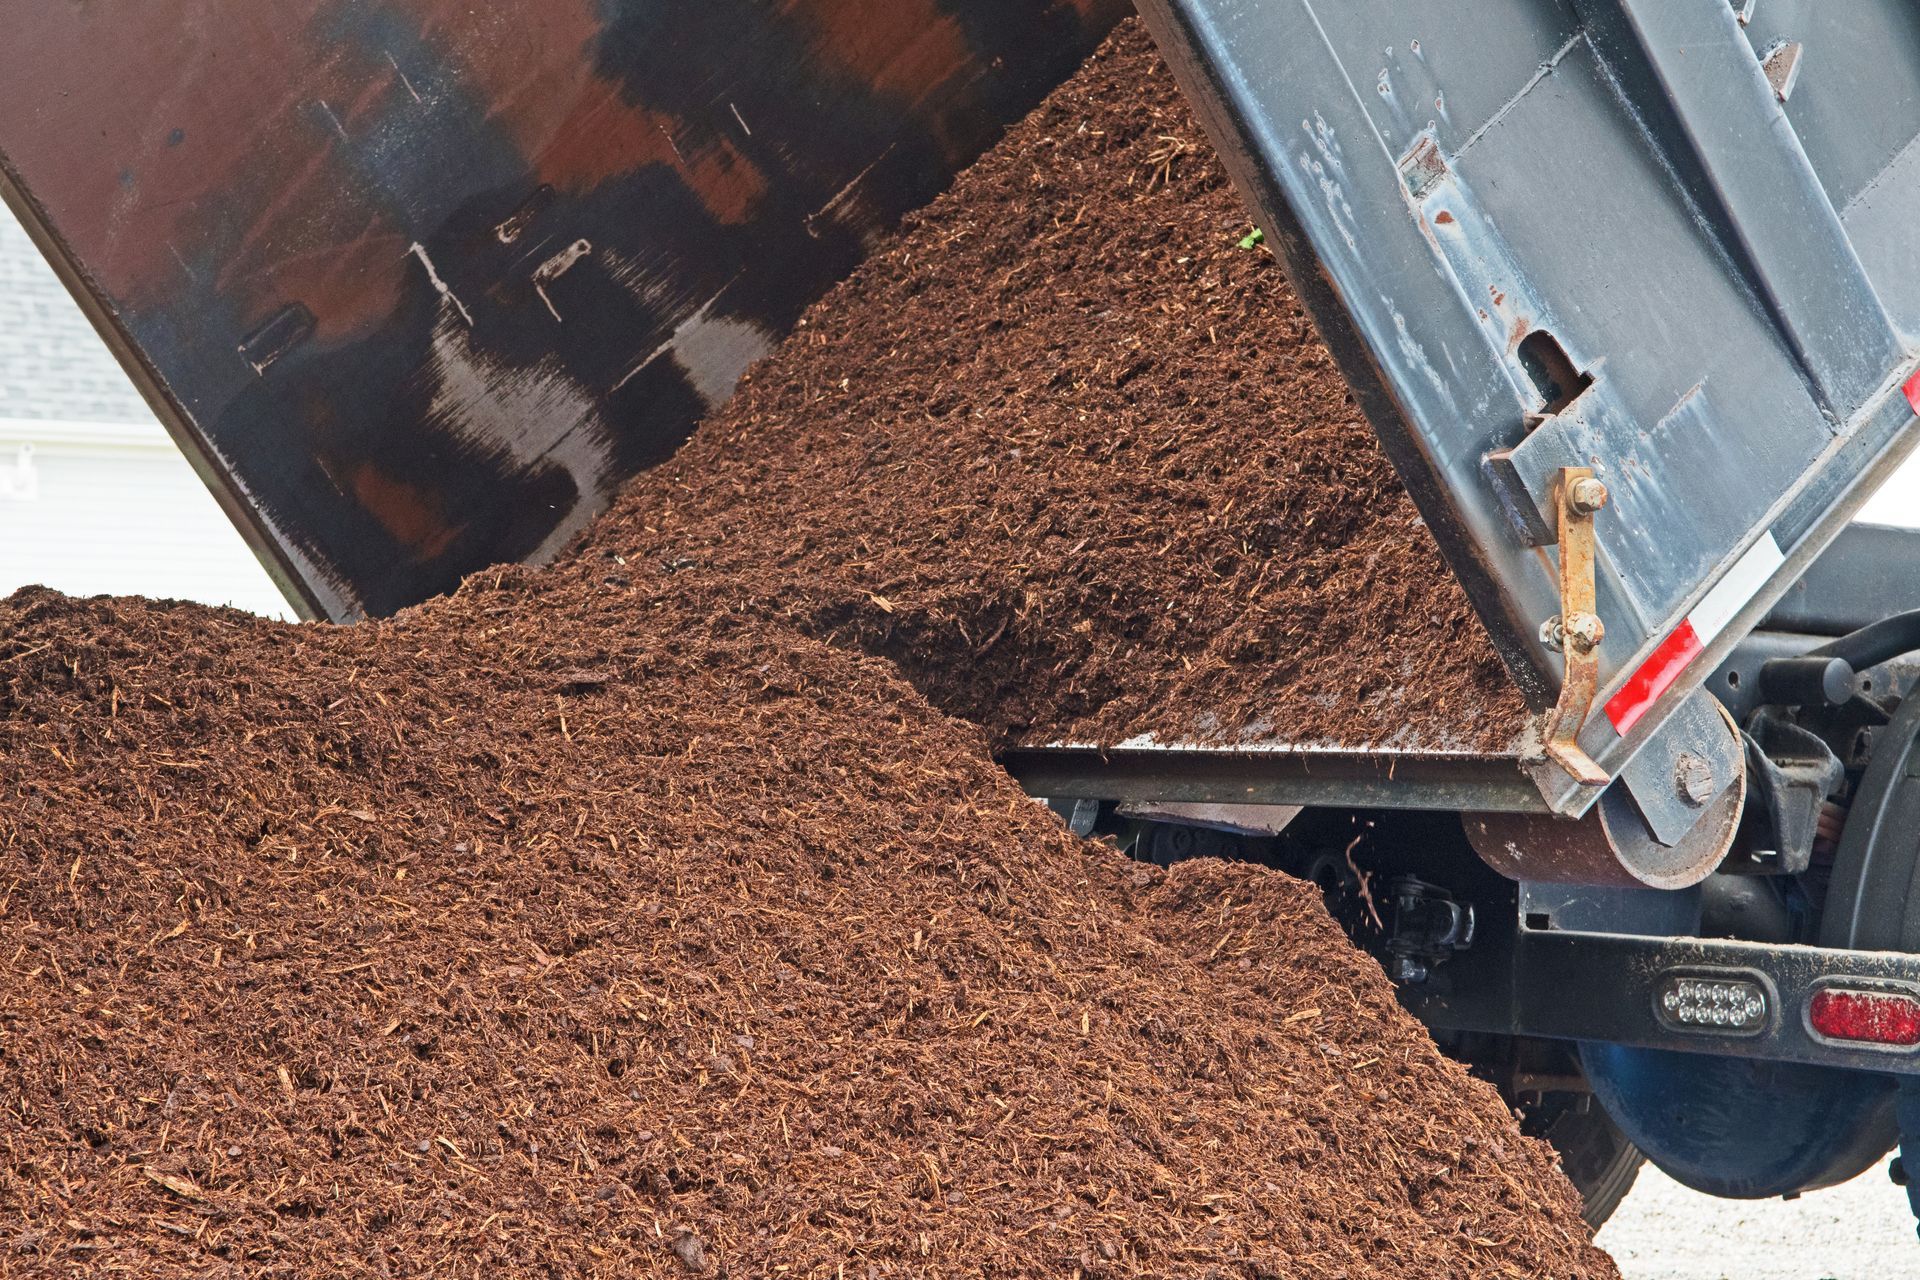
[[1599, 1158, 1916, 1278]]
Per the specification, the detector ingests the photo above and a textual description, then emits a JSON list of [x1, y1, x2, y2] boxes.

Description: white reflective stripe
[[1688, 532, 1784, 644]]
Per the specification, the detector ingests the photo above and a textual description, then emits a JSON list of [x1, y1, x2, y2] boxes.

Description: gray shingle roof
[[1, 204, 153, 424]]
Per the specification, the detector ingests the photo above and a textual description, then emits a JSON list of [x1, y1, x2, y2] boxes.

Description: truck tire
[[1535, 1101, 1644, 1228]]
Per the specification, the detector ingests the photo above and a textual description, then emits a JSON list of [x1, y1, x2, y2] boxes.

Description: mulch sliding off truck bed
[[575, 23, 1529, 755], [0, 21, 1604, 1280]]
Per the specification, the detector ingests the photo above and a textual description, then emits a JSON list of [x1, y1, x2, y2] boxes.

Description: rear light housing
[[1806, 984, 1920, 1051], [1653, 969, 1771, 1037]]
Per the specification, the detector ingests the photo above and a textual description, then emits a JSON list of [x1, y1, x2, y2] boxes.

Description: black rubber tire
[[1539, 1103, 1646, 1229]]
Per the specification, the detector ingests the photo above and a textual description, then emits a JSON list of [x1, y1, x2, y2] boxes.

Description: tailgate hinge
[[1540, 467, 1610, 789]]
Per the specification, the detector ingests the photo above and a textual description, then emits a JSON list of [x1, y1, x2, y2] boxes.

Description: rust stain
[[2, 0, 781, 316], [439, 0, 770, 224], [0, 0, 1127, 615], [1539, 467, 1610, 790], [532, 91, 769, 225], [0, 0, 451, 346], [0, 1, 345, 301], [780, 0, 972, 111], [349, 462, 466, 563], [1, 0, 1119, 309], [234, 214, 414, 347], [1432, 209, 1455, 224], [0, 0, 1110, 336]]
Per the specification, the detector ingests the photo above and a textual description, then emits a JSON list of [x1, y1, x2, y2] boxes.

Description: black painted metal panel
[[0, 0, 1127, 620]]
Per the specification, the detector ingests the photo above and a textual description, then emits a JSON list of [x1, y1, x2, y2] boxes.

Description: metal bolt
[[1388, 954, 1430, 986], [1539, 612, 1604, 654], [1561, 611, 1604, 654], [1675, 752, 1716, 807], [1566, 477, 1609, 516]]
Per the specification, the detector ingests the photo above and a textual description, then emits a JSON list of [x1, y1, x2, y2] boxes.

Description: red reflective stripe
[[1604, 621, 1702, 737], [1906, 369, 1920, 415]]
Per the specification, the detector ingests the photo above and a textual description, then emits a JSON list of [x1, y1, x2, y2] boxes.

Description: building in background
[[0, 205, 290, 619]]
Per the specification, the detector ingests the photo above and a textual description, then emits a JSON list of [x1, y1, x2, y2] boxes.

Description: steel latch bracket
[[1540, 466, 1610, 788]]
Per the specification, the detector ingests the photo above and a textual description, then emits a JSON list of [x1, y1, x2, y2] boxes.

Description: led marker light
[[1654, 973, 1768, 1036]]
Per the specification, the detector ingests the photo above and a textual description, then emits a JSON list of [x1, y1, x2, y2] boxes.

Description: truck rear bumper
[[1414, 927, 1920, 1077]]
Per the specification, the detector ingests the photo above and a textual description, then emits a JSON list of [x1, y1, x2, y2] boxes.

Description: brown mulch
[[569, 22, 1529, 754], [0, 20, 1608, 1280], [0, 580, 1607, 1277]]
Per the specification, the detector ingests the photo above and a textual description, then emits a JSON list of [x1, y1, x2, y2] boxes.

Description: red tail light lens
[[1807, 988, 1920, 1048]]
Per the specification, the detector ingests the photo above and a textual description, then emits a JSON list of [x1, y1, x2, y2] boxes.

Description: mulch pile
[[574, 23, 1528, 753], [1, 581, 1606, 1277], [0, 20, 1607, 1280]]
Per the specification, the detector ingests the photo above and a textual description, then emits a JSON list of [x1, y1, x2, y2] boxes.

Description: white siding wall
[[2, 203, 290, 619], [0, 418, 291, 619]]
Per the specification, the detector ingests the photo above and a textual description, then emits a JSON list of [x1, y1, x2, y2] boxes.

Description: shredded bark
[[1, 582, 1606, 1277], [573, 23, 1529, 754]]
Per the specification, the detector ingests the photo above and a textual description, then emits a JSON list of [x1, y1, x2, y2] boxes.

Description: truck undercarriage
[[1025, 522, 1920, 1222]]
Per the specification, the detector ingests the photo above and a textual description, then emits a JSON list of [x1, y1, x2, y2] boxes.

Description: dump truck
[[6, 0, 1920, 1237]]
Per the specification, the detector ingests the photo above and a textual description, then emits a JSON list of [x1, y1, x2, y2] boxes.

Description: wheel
[[1532, 1098, 1645, 1228]]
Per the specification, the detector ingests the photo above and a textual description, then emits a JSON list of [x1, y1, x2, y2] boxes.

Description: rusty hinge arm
[[1540, 467, 1610, 789]]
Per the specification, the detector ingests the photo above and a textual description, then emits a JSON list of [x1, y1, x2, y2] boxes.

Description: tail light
[[1807, 987, 1920, 1049]]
